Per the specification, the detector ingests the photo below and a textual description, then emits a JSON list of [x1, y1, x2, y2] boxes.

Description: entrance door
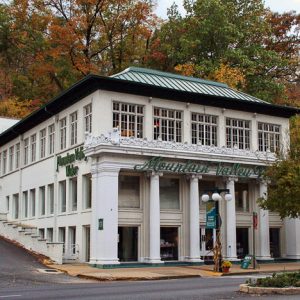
[[200, 227, 215, 258], [270, 228, 280, 258], [160, 227, 178, 261], [118, 227, 138, 262], [84, 226, 90, 262], [236, 228, 249, 259]]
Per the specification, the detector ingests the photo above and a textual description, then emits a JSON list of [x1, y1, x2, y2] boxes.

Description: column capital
[[226, 177, 238, 184], [186, 174, 202, 181], [147, 171, 163, 178], [258, 179, 270, 187]]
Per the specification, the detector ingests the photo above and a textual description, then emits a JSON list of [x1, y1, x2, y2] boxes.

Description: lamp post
[[201, 189, 232, 272]]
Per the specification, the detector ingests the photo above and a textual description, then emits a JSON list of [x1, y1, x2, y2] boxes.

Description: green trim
[[92, 261, 204, 269]]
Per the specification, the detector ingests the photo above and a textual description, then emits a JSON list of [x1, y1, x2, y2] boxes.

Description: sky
[[155, 0, 300, 19]]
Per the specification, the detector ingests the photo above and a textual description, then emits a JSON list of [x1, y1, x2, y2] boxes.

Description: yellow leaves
[[209, 63, 246, 89], [0, 98, 41, 119], [174, 63, 197, 77]]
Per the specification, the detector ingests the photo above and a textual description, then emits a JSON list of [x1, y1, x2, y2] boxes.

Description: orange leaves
[[0, 97, 42, 119], [174, 64, 196, 77]]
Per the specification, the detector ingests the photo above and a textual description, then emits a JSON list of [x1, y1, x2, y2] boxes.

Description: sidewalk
[[49, 262, 300, 281]]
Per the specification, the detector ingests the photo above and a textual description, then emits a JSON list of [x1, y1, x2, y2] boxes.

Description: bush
[[246, 272, 300, 288]]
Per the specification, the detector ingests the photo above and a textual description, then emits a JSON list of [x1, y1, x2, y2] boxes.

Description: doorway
[[83, 226, 90, 262], [200, 227, 215, 259], [236, 228, 249, 259], [160, 227, 178, 261], [118, 227, 138, 262], [270, 228, 280, 258]]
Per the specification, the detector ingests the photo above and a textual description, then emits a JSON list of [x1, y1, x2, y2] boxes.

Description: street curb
[[222, 269, 300, 276], [240, 284, 300, 295], [77, 274, 202, 282]]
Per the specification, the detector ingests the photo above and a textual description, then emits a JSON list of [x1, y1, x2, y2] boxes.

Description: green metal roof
[[112, 67, 269, 104]]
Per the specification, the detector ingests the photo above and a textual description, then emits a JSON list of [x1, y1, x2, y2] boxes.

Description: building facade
[[0, 67, 299, 266]]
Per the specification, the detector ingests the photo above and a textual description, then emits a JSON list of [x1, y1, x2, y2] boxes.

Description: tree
[[259, 117, 300, 219]]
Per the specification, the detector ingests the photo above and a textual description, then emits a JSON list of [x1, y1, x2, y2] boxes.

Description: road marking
[[0, 295, 22, 298]]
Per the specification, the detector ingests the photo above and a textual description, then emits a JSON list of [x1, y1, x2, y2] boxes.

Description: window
[[2, 150, 7, 174], [118, 175, 140, 208], [58, 227, 66, 252], [70, 112, 78, 146], [235, 183, 249, 212], [30, 134, 36, 162], [82, 174, 92, 209], [258, 122, 280, 153], [9, 146, 14, 171], [6, 196, 9, 213], [59, 180, 66, 213], [39, 228, 45, 239], [39, 186, 46, 216], [24, 138, 29, 165], [30, 189, 36, 217], [113, 102, 144, 138], [48, 184, 54, 215], [60, 118, 67, 150], [15, 143, 20, 168], [191, 113, 217, 146], [40, 129, 46, 158], [160, 177, 180, 209], [226, 118, 250, 150], [23, 191, 28, 218], [84, 104, 92, 134], [47, 228, 53, 242], [153, 108, 182, 142], [13, 193, 19, 219], [48, 124, 55, 155], [69, 177, 77, 211]]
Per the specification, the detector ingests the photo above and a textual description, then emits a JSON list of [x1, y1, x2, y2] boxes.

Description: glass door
[[200, 227, 216, 258], [118, 227, 138, 262], [160, 227, 178, 261]]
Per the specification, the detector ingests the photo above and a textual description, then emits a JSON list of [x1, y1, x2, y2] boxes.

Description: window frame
[[59, 118, 67, 150], [226, 118, 251, 150], [258, 122, 281, 153], [84, 104, 92, 134], [70, 111, 78, 146]]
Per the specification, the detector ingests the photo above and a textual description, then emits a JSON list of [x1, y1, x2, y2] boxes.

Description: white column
[[226, 178, 238, 260], [284, 217, 300, 259], [257, 182, 272, 260], [147, 172, 163, 264], [89, 163, 120, 266], [188, 175, 202, 262]]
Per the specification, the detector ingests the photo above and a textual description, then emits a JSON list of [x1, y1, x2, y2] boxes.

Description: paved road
[[0, 237, 88, 288], [0, 238, 298, 300]]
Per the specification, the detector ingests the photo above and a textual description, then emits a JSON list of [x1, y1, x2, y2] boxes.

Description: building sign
[[134, 157, 264, 178], [56, 146, 86, 177], [206, 202, 216, 229]]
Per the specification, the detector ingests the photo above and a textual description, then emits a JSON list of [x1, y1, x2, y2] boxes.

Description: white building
[[0, 67, 299, 267]]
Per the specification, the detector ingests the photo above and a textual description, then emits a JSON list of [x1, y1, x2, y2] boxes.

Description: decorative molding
[[84, 130, 276, 163]]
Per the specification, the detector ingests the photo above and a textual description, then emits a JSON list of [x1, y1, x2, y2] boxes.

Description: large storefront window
[[160, 227, 178, 261], [270, 228, 281, 258], [119, 175, 140, 208], [235, 183, 249, 212], [118, 227, 138, 262], [191, 113, 218, 146], [160, 177, 180, 210], [236, 227, 249, 259], [153, 108, 182, 142]]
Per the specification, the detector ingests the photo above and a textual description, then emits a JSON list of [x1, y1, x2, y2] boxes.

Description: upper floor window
[[2, 150, 7, 174], [191, 113, 217, 146], [24, 138, 29, 165], [15, 143, 20, 169], [153, 108, 182, 142], [226, 118, 250, 150], [113, 102, 144, 138], [84, 104, 92, 134], [48, 124, 55, 155], [258, 122, 280, 153], [40, 129, 46, 159], [30, 134, 36, 162], [60, 118, 67, 150], [9, 146, 14, 172], [70, 112, 78, 146]]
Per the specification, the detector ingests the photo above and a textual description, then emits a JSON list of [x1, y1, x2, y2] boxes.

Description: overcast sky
[[155, 0, 300, 19]]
